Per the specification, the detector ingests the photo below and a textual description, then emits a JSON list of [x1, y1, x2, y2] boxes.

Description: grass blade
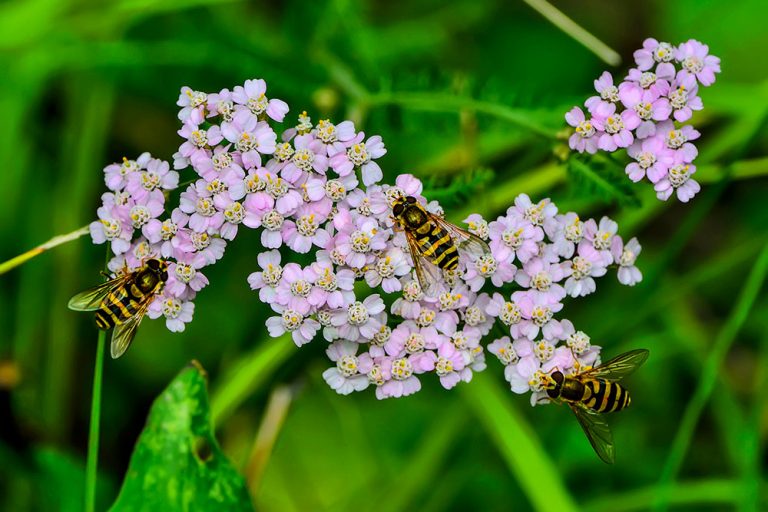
[[210, 336, 295, 426], [461, 372, 579, 512], [652, 242, 768, 511], [521, 0, 621, 66]]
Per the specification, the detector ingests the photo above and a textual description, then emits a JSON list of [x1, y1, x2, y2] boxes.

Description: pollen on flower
[[274, 142, 295, 162], [496, 341, 519, 365], [570, 257, 592, 280], [667, 164, 692, 187], [101, 219, 122, 240], [475, 255, 498, 277], [324, 179, 347, 201], [290, 279, 312, 298], [293, 148, 314, 171], [368, 364, 385, 385], [281, 309, 303, 330], [190, 130, 208, 148], [262, 210, 284, 231], [435, 357, 454, 376], [195, 197, 216, 217], [296, 214, 319, 236], [263, 263, 282, 286], [347, 143, 370, 166], [533, 340, 555, 362], [567, 331, 591, 355], [244, 173, 265, 194], [162, 298, 182, 318], [405, 333, 426, 353], [575, 120, 595, 138], [529, 370, 554, 392], [391, 358, 413, 381], [499, 302, 522, 326], [531, 271, 552, 291], [296, 111, 312, 134], [531, 305, 553, 326], [174, 263, 196, 283], [415, 308, 436, 327], [316, 119, 337, 143], [347, 301, 370, 326], [224, 202, 244, 224], [191, 232, 211, 250], [337, 355, 359, 377], [372, 325, 392, 346], [464, 305, 486, 327], [350, 230, 372, 253]]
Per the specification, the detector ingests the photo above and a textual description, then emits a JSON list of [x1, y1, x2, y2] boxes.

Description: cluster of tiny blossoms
[[88, 77, 643, 405], [566, 39, 721, 202]]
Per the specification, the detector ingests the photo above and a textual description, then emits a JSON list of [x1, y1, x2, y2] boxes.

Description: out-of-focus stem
[[522, 0, 622, 66], [84, 329, 106, 512], [0, 225, 90, 276], [244, 385, 295, 499]]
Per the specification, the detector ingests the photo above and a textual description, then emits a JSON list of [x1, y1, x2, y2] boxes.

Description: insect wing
[[570, 404, 615, 464], [582, 349, 649, 382], [110, 300, 151, 359], [404, 230, 445, 297], [68, 275, 131, 312], [430, 214, 490, 260]]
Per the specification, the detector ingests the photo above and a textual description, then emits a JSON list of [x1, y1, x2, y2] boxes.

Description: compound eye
[[147, 259, 159, 270], [551, 371, 564, 385], [159, 271, 169, 282], [405, 196, 417, 204], [393, 204, 404, 216]]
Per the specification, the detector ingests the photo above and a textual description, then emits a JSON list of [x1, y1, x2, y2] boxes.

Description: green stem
[[652, 242, 768, 511], [521, 0, 621, 66], [0, 225, 90, 276], [367, 91, 559, 140], [85, 325, 107, 512]]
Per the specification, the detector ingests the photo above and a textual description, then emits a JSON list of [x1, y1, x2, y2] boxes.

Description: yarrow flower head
[[565, 38, 720, 203], [86, 76, 644, 408]]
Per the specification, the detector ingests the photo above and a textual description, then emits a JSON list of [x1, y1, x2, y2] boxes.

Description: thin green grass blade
[[460, 372, 578, 512], [374, 411, 465, 512], [652, 242, 768, 512], [584, 479, 765, 512], [521, 0, 621, 66], [209, 336, 295, 426]]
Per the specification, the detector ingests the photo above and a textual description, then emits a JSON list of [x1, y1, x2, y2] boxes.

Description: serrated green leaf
[[109, 362, 253, 512], [567, 157, 641, 208]]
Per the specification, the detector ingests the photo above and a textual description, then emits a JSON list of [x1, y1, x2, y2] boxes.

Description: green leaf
[[567, 157, 641, 208], [109, 362, 253, 512]]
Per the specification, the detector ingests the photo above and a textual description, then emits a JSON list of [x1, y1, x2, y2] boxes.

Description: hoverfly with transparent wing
[[391, 195, 490, 296], [545, 349, 649, 464], [68, 258, 168, 359]]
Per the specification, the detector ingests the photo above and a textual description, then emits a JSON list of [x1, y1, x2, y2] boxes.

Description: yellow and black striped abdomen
[[94, 283, 146, 330], [582, 379, 631, 413], [414, 221, 459, 271]]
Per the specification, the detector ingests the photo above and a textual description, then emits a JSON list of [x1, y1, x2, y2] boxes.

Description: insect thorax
[[560, 378, 587, 402], [403, 204, 428, 229], [136, 269, 160, 293]]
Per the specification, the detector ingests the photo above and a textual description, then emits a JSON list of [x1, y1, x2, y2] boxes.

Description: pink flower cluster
[[88, 77, 644, 405], [566, 38, 721, 203]]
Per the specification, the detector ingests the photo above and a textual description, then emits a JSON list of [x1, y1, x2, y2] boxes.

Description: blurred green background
[[1, 0, 767, 510]]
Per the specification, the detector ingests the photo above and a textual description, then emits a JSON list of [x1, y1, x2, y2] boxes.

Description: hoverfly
[[68, 258, 169, 359], [391, 195, 490, 296], [546, 349, 649, 464]]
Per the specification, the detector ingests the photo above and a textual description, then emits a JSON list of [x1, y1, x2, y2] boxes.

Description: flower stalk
[[0, 225, 89, 276]]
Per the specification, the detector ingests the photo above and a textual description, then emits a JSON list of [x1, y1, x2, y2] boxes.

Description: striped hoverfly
[[545, 348, 649, 464], [391, 194, 490, 296], [68, 258, 168, 359]]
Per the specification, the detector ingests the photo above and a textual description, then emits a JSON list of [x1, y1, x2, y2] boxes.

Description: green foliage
[[566, 156, 641, 208], [422, 168, 495, 209], [1, 0, 768, 511], [109, 362, 253, 512]]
